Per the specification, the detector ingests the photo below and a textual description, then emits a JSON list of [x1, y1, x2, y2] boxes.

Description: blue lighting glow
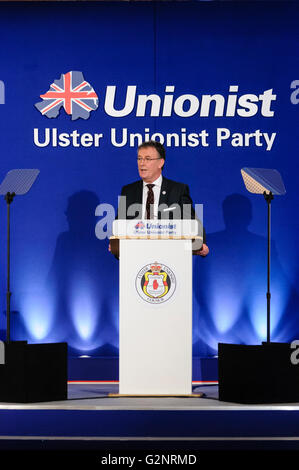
[[70, 277, 99, 341], [209, 283, 243, 334], [20, 291, 55, 341]]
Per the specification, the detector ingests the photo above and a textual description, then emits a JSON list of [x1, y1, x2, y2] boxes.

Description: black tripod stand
[[0, 169, 40, 344], [218, 168, 295, 405], [4, 191, 15, 343], [241, 167, 286, 344], [263, 190, 274, 344]]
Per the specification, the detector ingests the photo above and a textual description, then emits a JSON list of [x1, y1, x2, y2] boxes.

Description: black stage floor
[[0, 382, 299, 458]]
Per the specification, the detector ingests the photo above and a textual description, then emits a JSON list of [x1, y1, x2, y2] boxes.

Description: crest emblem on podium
[[135, 262, 176, 304]]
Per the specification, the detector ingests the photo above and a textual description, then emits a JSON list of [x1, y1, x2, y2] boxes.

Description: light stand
[[263, 190, 273, 343], [0, 169, 68, 403], [241, 167, 286, 344], [4, 191, 15, 344], [217, 169, 295, 405], [0, 169, 40, 344]]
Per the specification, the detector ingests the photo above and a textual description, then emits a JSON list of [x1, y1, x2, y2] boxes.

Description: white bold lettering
[[81, 133, 94, 147], [259, 89, 276, 117], [174, 94, 200, 117], [201, 94, 225, 117], [111, 128, 127, 147], [226, 85, 239, 116], [162, 85, 175, 116], [217, 128, 230, 146], [58, 132, 70, 147], [105, 86, 136, 117], [136, 94, 161, 116], [237, 94, 259, 117], [264, 132, 276, 151], [34, 128, 50, 147]]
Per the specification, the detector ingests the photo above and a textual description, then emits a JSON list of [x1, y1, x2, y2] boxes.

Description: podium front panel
[[119, 239, 192, 395]]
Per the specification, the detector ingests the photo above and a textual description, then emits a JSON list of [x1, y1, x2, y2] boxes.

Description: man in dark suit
[[112, 140, 209, 256]]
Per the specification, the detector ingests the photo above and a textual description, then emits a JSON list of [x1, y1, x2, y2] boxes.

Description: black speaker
[[218, 342, 299, 404], [0, 341, 68, 402]]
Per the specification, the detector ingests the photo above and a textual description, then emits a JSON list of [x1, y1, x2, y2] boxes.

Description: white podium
[[111, 220, 202, 396]]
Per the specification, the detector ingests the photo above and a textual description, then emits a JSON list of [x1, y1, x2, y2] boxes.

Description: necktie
[[145, 184, 155, 219]]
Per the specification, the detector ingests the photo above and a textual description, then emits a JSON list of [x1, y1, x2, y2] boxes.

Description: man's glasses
[[137, 157, 162, 162]]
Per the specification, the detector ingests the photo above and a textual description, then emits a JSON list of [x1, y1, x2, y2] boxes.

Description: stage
[[1, 381, 299, 455]]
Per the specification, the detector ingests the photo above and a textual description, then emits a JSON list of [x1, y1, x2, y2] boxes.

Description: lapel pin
[[162, 191, 166, 195]]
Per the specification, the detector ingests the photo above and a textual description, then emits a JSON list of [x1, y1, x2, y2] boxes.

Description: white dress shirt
[[142, 175, 162, 219]]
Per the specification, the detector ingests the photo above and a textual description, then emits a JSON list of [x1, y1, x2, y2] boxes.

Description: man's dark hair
[[138, 140, 166, 160]]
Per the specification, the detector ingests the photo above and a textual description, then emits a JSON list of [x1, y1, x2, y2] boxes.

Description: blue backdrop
[[0, 1, 298, 357]]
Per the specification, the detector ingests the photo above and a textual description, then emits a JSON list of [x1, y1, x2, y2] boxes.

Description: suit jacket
[[117, 176, 206, 243]]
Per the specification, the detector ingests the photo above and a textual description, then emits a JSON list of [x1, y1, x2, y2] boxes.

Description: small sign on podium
[[113, 219, 201, 239]]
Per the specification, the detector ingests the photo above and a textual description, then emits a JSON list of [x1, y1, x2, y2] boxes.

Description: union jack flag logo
[[35, 71, 99, 120], [135, 221, 145, 230]]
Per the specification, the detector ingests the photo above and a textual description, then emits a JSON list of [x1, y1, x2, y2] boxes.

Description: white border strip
[[67, 381, 219, 385], [0, 403, 299, 411]]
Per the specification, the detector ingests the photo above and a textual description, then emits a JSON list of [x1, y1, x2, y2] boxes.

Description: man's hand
[[194, 243, 209, 257]]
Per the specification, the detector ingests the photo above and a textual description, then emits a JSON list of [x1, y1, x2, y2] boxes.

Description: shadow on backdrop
[[46, 190, 119, 357], [193, 193, 299, 357]]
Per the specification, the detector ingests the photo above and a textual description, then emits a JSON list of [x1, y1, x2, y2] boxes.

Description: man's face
[[137, 146, 164, 183]]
